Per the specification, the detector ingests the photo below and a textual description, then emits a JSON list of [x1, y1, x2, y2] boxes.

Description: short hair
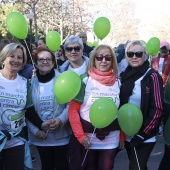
[[38, 37, 46, 44], [125, 40, 148, 59], [78, 32, 87, 38], [87, 44, 118, 75], [33, 47, 56, 66], [64, 35, 84, 50], [0, 43, 27, 67]]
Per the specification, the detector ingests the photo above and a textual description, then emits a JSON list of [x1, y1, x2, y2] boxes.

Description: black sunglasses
[[127, 51, 144, 58], [65, 46, 81, 52], [95, 54, 112, 61]]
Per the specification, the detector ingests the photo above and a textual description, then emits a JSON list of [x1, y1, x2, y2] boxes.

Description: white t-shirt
[[158, 58, 164, 75], [31, 79, 69, 146], [80, 77, 120, 149], [0, 73, 28, 149], [68, 61, 87, 76]]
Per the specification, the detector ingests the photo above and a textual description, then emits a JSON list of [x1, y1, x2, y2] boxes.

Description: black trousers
[[158, 144, 170, 170], [37, 145, 69, 170], [125, 141, 155, 170], [2, 144, 25, 170]]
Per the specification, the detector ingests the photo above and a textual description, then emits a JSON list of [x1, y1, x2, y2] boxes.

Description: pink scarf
[[88, 66, 116, 86]]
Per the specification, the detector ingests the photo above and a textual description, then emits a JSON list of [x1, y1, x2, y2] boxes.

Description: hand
[[36, 130, 47, 140], [49, 118, 62, 130], [129, 135, 144, 148], [32, 69, 36, 78], [81, 137, 91, 149], [41, 119, 53, 130], [119, 141, 125, 150]]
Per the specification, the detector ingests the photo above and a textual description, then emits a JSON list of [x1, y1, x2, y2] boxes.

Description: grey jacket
[[26, 70, 72, 143]]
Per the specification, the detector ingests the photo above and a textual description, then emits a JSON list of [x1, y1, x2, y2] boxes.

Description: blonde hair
[[125, 40, 148, 59], [87, 44, 118, 75], [0, 43, 27, 67]]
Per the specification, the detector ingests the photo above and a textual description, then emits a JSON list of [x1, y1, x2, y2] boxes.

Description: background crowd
[[0, 32, 170, 170]]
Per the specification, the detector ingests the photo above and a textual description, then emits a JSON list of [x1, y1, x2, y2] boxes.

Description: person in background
[[26, 47, 71, 170], [56, 45, 67, 67], [19, 41, 34, 80], [78, 32, 93, 58], [59, 35, 89, 75], [38, 37, 48, 49], [30, 42, 38, 56], [0, 39, 10, 70], [158, 73, 170, 170], [0, 39, 10, 52], [68, 44, 124, 170], [120, 40, 163, 170], [115, 41, 130, 75], [152, 41, 170, 140], [152, 41, 170, 87], [0, 43, 51, 170]]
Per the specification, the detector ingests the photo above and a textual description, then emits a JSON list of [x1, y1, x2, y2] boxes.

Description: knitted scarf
[[88, 66, 116, 86], [119, 60, 149, 108]]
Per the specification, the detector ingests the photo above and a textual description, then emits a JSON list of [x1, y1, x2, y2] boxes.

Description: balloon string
[[81, 128, 96, 167], [134, 147, 140, 170], [45, 104, 60, 137], [24, 39, 35, 69]]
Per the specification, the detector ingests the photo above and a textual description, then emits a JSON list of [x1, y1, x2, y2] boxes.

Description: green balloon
[[118, 103, 143, 136], [46, 31, 61, 52], [93, 41, 98, 47], [94, 17, 111, 40], [90, 98, 117, 128], [54, 71, 81, 104], [146, 37, 160, 56], [6, 11, 28, 39], [87, 42, 93, 47]]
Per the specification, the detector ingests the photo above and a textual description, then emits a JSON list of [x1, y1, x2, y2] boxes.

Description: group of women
[[0, 36, 166, 170]]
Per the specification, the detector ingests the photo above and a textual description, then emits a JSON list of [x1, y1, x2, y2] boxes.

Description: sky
[[133, 0, 170, 41], [87, 0, 170, 44]]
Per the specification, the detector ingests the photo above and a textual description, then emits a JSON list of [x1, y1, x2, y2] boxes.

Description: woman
[[119, 40, 163, 170], [38, 37, 48, 48], [0, 43, 50, 170], [26, 47, 72, 170], [56, 45, 67, 67], [68, 44, 124, 170]]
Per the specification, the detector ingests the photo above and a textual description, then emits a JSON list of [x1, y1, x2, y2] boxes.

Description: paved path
[[31, 134, 164, 170]]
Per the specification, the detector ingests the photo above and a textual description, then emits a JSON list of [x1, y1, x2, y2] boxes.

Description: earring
[[1, 63, 4, 69]]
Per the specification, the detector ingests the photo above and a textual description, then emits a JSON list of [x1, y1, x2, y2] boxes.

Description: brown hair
[[33, 47, 57, 68], [87, 44, 118, 75]]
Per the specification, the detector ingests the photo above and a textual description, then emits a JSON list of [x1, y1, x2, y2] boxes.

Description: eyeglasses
[[79, 36, 85, 38], [65, 46, 81, 52], [37, 58, 52, 63], [126, 52, 144, 58], [95, 54, 112, 61]]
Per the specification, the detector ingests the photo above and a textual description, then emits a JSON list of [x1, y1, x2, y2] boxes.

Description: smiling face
[[36, 51, 54, 75], [3, 48, 24, 74], [65, 42, 83, 63], [94, 48, 112, 72], [126, 44, 146, 68]]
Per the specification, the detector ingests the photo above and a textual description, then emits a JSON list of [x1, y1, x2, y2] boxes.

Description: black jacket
[[83, 44, 93, 57], [138, 68, 163, 140]]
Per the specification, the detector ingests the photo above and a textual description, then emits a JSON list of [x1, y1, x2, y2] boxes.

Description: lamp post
[[27, 10, 34, 44]]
